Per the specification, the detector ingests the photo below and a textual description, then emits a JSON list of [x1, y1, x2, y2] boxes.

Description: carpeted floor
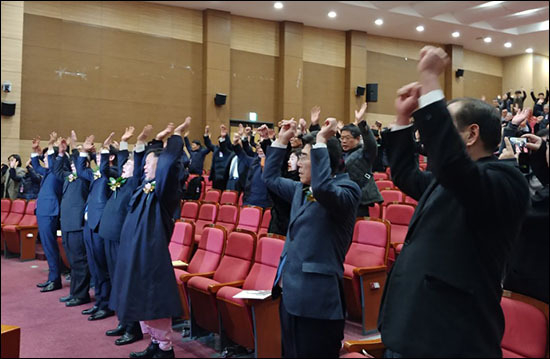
[[1, 256, 377, 358]]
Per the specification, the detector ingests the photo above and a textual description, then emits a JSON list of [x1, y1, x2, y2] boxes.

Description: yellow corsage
[[93, 170, 101, 180], [109, 177, 126, 192], [67, 173, 77, 182], [143, 181, 156, 194]]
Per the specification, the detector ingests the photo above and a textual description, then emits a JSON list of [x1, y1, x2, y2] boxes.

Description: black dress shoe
[[88, 309, 114, 321], [37, 280, 51, 288], [82, 305, 99, 315], [115, 332, 144, 346], [59, 294, 73, 302], [106, 324, 125, 337], [129, 342, 159, 358], [40, 281, 62, 292], [152, 348, 174, 358], [65, 297, 91, 307]]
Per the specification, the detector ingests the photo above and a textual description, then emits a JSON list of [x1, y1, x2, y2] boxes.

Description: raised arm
[[30, 136, 48, 176], [184, 136, 193, 154], [53, 139, 72, 182], [76, 134, 95, 182], [309, 105, 321, 132]]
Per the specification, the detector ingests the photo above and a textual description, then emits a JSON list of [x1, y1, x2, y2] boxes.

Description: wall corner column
[[278, 21, 303, 121], [345, 30, 367, 123], [444, 44, 464, 100]]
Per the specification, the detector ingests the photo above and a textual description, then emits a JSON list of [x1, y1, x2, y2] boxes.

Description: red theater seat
[[203, 189, 221, 203], [3, 200, 38, 261], [215, 204, 239, 233], [220, 190, 239, 205], [257, 208, 271, 237], [373, 172, 388, 181], [1, 199, 11, 223], [168, 220, 195, 264], [236, 206, 262, 233], [383, 202, 415, 268], [376, 180, 394, 191], [181, 200, 200, 221], [193, 202, 218, 244], [343, 218, 390, 334], [187, 229, 257, 336]]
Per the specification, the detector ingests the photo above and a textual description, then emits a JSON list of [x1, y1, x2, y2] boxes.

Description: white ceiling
[[148, 1, 549, 57]]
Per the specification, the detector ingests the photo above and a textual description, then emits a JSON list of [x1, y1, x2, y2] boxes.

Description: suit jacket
[[378, 99, 530, 357], [263, 145, 361, 320], [32, 154, 63, 217], [53, 151, 90, 232]]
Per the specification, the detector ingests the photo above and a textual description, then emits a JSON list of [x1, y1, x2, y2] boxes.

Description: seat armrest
[[344, 339, 385, 357], [208, 280, 245, 294], [390, 242, 402, 251], [353, 265, 387, 276], [16, 225, 38, 230], [179, 271, 215, 283]]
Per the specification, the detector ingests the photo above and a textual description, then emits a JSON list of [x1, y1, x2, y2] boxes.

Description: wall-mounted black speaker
[[455, 69, 464, 78], [1, 101, 16, 116], [214, 93, 227, 106], [366, 83, 378, 102], [355, 86, 366, 96]]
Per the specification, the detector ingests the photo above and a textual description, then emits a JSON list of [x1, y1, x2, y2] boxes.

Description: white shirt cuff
[[219, 137, 226, 143], [101, 149, 110, 154], [119, 141, 129, 151], [419, 89, 445, 109], [271, 140, 287, 149], [47, 149, 55, 155], [134, 143, 145, 153], [390, 124, 414, 132], [31, 153, 39, 158], [79, 152, 89, 158], [312, 143, 327, 149]]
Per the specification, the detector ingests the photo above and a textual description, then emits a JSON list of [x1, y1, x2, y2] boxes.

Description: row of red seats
[[1, 198, 38, 261]]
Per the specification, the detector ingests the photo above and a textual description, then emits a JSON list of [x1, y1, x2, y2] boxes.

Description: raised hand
[[355, 102, 368, 124], [220, 124, 228, 138], [111, 141, 119, 150], [311, 106, 321, 126], [69, 130, 78, 148], [121, 126, 135, 142], [25, 159, 32, 168], [521, 133, 543, 152], [512, 108, 530, 126], [156, 123, 174, 141], [48, 132, 58, 147], [232, 133, 241, 146], [395, 82, 421, 126], [245, 126, 252, 136], [278, 119, 297, 145], [83, 135, 95, 152], [103, 132, 115, 149], [257, 124, 269, 139], [137, 124, 153, 143], [205, 125, 210, 136], [337, 120, 344, 132], [32, 136, 41, 153], [174, 116, 192, 136], [238, 123, 244, 136], [298, 118, 307, 133], [317, 118, 338, 144], [58, 138, 68, 155]]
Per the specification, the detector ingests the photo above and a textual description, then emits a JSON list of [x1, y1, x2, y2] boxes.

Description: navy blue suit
[[99, 147, 145, 335], [263, 144, 361, 357], [32, 153, 63, 283], [53, 150, 91, 300], [206, 135, 233, 190], [184, 136, 212, 175], [77, 152, 117, 310]]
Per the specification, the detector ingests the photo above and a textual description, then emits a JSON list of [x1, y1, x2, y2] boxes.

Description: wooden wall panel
[[230, 50, 278, 124], [303, 26, 345, 68], [20, 14, 203, 141], [463, 49, 503, 77], [231, 15, 279, 57], [463, 71, 503, 102], [302, 62, 345, 121]]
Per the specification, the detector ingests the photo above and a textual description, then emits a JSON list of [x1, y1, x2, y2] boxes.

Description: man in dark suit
[[263, 118, 361, 358], [53, 135, 92, 307], [77, 132, 118, 321], [184, 125, 212, 175], [224, 133, 251, 192], [32, 133, 64, 292], [205, 124, 233, 190], [378, 46, 530, 357]]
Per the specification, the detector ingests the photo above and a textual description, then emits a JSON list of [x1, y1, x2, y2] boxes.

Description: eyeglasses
[[340, 136, 354, 141]]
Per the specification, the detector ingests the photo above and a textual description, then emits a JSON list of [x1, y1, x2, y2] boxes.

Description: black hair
[[341, 124, 361, 138], [144, 148, 163, 159], [192, 140, 201, 147], [447, 97, 502, 153], [109, 145, 118, 167], [8, 154, 22, 167], [538, 92, 545, 97], [536, 128, 549, 138], [514, 90, 522, 94], [302, 131, 345, 175]]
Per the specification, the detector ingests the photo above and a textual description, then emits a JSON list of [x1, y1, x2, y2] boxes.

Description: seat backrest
[[373, 172, 388, 181], [169, 220, 195, 262], [220, 190, 239, 205], [368, 203, 381, 219], [236, 206, 262, 232], [238, 192, 243, 206], [188, 225, 226, 274], [181, 200, 200, 221], [204, 189, 221, 203], [217, 204, 239, 225], [345, 218, 390, 268], [213, 229, 257, 284], [501, 295, 549, 358], [243, 236, 285, 290], [380, 190, 403, 205], [403, 195, 418, 206], [1, 199, 11, 215], [197, 202, 218, 222], [260, 208, 271, 230], [384, 203, 415, 225], [3, 199, 26, 225], [24, 200, 37, 215], [376, 180, 394, 191]]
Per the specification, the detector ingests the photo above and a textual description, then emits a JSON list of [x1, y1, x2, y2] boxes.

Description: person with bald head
[[378, 46, 529, 357]]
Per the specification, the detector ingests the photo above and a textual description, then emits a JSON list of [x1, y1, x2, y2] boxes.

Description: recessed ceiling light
[[525, 48, 533, 53], [513, 8, 542, 17], [483, 37, 492, 43], [328, 11, 337, 18], [452, 31, 460, 38], [504, 42, 512, 48], [375, 19, 384, 26], [416, 25, 424, 32], [478, 1, 504, 8], [274, 2, 283, 9]]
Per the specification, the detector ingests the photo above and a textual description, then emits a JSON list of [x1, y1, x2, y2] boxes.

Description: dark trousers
[[279, 297, 345, 358], [62, 230, 90, 300], [83, 221, 110, 309], [104, 238, 141, 336], [37, 215, 62, 283]]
